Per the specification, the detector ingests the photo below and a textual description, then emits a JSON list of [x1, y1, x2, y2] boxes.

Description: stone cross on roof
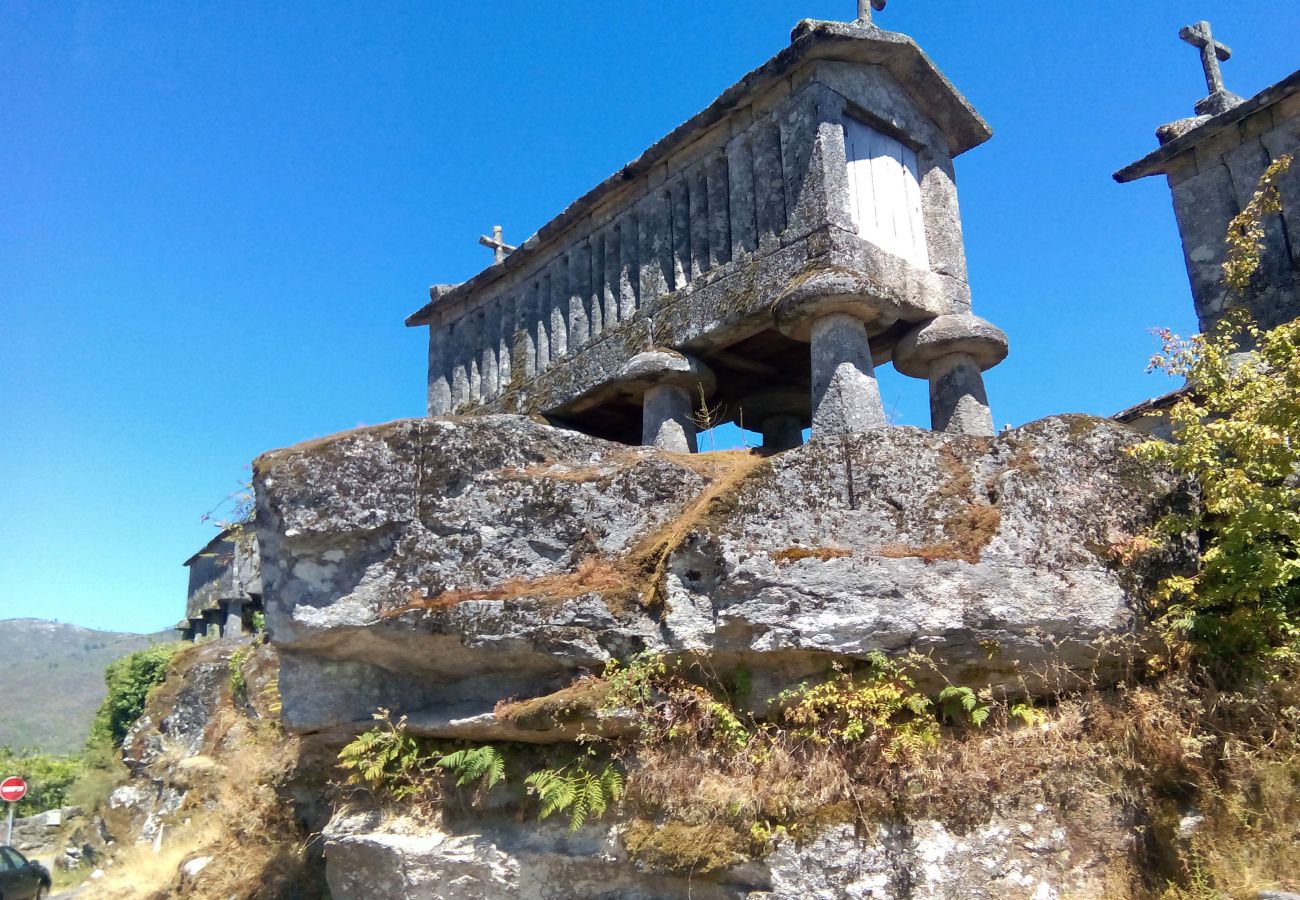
[[856, 0, 886, 23], [1179, 20, 1244, 116], [478, 225, 516, 264]]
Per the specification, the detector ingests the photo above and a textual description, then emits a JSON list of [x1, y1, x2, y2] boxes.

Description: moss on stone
[[622, 818, 749, 875]]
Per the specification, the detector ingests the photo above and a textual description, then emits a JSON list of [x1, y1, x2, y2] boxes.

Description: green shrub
[[87, 643, 183, 747]]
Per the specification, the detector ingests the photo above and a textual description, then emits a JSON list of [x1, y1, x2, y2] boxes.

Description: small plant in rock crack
[[937, 685, 992, 727], [337, 709, 439, 801], [524, 757, 625, 831], [778, 654, 937, 760], [437, 746, 507, 791]]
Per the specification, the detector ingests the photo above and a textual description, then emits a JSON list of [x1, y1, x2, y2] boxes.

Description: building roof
[[406, 19, 991, 327], [1114, 68, 1300, 184]]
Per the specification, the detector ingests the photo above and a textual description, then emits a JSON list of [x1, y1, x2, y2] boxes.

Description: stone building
[[407, 6, 1008, 453], [176, 526, 262, 641], [1113, 20, 1299, 434]]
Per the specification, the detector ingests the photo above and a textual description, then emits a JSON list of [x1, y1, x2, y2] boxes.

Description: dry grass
[[396, 449, 767, 617], [771, 546, 853, 565], [616, 658, 1300, 898], [877, 501, 1002, 564]]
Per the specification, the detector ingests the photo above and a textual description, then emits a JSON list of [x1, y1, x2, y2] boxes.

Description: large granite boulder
[[253, 414, 1187, 740]]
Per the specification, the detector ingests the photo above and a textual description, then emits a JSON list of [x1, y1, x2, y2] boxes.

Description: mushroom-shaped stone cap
[[773, 267, 908, 341], [615, 350, 716, 401], [892, 315, 1008, 378]]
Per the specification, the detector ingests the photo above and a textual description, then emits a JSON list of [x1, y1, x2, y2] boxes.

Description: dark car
[[0, 846, 49, 899]]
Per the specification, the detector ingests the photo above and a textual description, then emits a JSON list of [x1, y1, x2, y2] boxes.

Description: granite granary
[[406, 11, 1008, 453]]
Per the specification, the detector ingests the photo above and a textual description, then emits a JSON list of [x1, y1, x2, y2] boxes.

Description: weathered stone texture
[[323, 793, 1131, 900], [254, 414, 1186, 740]]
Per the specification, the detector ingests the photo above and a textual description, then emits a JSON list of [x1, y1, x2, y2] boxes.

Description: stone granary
[[1115, 20, 1300, 335], [1113, 19, 1300, 435], [176, 526, 262, 641], [406, 7, 1009, 453]]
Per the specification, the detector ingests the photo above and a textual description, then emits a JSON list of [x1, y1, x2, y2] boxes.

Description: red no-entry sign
[[0, 777, 26, 803]]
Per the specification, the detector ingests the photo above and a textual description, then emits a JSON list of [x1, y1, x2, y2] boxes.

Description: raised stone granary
[[176, 525, 262, 641], [1114, 21, 1300, 334], [406, 13, 1009, 452]]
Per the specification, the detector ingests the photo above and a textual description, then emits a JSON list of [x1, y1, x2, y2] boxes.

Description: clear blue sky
[[1, 1, 1295, 633]]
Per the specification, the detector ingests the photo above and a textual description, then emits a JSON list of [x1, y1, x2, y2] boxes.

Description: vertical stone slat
[[550, 255, 569, 358], [497, 294, 514, 394], [534, 277, 551, 373], [670, 178, 691, 289], [639, 193, 670, 305], [689, 165, 711, 280], [619, 215, 639, 320], [467, 309, 483, 402], [481, 301, 500, 400], [726, 137, 757, 258], [753, 117, 787, 250], [515, 284, 537, 379], [569, 241, 592, 350], [449, 320, 470, 410], [427, 324, 452, 416], [588, 237, 605, 338], [603, 228, 621, 326], [707, 151, 732, 268]]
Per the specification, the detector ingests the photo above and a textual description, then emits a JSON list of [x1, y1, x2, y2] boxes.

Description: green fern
[[524, 762, 623, 831], [938, 686, 991, 727], [437, 745, 507, 790]]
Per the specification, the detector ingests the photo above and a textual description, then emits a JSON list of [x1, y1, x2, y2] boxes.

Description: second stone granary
[[407, 12, 1009, 453]]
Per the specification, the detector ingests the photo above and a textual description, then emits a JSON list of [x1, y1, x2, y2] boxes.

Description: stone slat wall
[[428, 109, 803, 416]]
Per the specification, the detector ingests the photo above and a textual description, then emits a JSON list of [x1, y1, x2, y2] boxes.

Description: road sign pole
[[5, 801, 12, 845]]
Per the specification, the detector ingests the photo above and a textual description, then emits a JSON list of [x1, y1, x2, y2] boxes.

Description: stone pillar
[[224, 599, 245, 638], [738, 390, 808, 454], [613, 350, 716, 453], [929, 352, 992, 435], [761, 415, 804, 453], [809, 313, 887, 435], [893, 315, 1008, 437], [643, 384, 696, 453]]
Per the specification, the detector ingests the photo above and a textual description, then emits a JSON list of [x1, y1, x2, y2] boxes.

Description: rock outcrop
[[253, 413, 1187, 742]]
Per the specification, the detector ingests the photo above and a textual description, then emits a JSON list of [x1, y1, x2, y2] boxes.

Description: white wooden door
[[842, 116, 929, 268]]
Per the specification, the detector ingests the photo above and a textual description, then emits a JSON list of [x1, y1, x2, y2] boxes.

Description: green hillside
[[0, 619, 174, 754]]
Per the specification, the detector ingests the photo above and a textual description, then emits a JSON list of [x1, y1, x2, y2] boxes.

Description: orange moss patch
[[392, 450, 768, 618], [386, 556, 637, 617], [772, 546, 853, 565], [494, 677, 613, 729], [876, 502, 1002, 565]]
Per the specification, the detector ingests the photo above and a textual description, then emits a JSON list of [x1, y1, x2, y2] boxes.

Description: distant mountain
[[0, 619, 176, 755]]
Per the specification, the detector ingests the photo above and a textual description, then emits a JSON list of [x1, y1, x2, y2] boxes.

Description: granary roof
[[406, 19, 991, 327], [1114, 68, 1300, 183]]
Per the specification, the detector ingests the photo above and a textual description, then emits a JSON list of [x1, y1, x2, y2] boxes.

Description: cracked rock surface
[[253, 413, 1187, 740]]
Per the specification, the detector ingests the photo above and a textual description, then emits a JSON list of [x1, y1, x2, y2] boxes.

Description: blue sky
[[1, 1, 1295, 633]]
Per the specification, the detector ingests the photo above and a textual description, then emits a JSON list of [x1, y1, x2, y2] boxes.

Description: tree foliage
[[87, 643, 183, 747], [1132, 313, 1300, 665]]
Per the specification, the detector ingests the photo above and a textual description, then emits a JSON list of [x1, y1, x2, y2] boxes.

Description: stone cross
[[478, 225, 516, 264], [1179, 20, 1232, 97], [856, 0, 886, 23]]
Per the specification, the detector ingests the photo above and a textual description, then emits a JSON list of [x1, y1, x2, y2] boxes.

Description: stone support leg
[[643, 384, 697, 453], [810, 313, 887, 435], [224, 599, 246, 638], [761, 414, 803, 453], [929, 352, 994, 436]]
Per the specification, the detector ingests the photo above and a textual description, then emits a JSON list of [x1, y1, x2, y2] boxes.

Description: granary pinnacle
[[1180, 20, 1244, 117], [856, 0, 887, 24]]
